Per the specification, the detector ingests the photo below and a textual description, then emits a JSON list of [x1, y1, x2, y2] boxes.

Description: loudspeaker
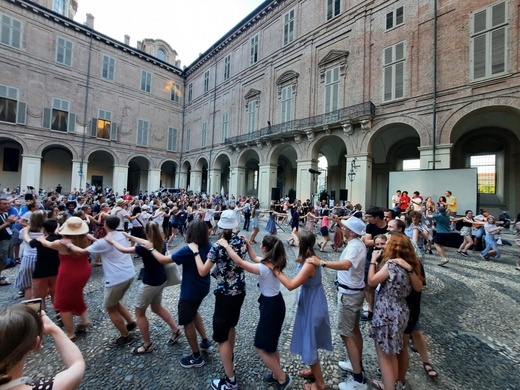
[[330, 191, 335, 200], [339, 189, 348, 201], [271, 188, 281, 201]]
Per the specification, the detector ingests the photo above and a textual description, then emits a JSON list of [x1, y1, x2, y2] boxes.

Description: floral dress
[[369, 260, 411, 354]]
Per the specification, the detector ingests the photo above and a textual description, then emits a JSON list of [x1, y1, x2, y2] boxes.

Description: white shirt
[[111, 206, 129, 230], [337, 237, 366, 294], [87, 231, 135, 286], [258, 263, 280, 297]]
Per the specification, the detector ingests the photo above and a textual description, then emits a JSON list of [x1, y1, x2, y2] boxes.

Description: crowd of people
[[0, 185, 518, 390]]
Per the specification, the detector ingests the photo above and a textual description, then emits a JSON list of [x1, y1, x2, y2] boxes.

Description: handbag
[[496, 237, 503, 245], [164, 262, 182, 286]]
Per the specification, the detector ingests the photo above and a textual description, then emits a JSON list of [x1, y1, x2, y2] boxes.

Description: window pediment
[[318, 50, 349, 81], [244, 88, 261, 108], [276, 71, 299, 97]]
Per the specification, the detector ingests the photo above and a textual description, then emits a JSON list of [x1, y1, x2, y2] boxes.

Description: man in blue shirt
[[428, 206, 452, 266]]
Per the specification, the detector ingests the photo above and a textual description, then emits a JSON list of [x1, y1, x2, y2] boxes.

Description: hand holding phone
[[22, 298, 43, 314]]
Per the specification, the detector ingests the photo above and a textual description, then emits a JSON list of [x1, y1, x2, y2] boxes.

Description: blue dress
[[265, 212, 277, 234], [290, 264, 332, 365]]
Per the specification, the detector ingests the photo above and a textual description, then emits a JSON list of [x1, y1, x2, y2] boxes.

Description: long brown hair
[[261, 235, 287, 272], [297, 230, 316, 264], [384, 232, 423, 279], [145, 221, 164, 253]]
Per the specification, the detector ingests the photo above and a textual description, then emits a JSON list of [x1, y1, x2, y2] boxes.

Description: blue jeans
[[481, 234, 498, 256]]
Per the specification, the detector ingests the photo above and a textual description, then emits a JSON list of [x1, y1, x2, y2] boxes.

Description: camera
[[22, 298, 43, 314]]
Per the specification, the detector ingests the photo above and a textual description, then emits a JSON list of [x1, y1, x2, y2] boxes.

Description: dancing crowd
[[0, 187, 518, 390]]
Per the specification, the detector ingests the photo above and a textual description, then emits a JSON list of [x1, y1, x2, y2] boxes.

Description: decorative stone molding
[[342, 121, 353, 136], [318, 50, 349, 82], [294, 133, 302, 144], [305, 130, 314, 142], [256, 141, 263, 149], [265, 140, 272, 148], [276, 70, 299, 97], [244, 88, 261, 108], [360, 120, 371, 131]]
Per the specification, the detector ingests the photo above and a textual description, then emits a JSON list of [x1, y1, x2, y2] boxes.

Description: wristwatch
[[192, 252, 199, 256], [147, 247, 155, 252]]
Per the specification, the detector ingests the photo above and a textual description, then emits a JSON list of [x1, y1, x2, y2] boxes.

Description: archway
[[0, 137, 24, 192], [41, 145, 73, 194], [269, 144, 298, 201], [160, 160, 177, 188], [237, 149, 260, 197], [87, 150, 115, 190], [214, 153, 231, 196], [127, 156, 150, 195]]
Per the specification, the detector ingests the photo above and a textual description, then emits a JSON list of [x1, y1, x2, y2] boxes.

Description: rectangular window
[[247, 101, 257, 133], [324, 67, 340, 113], [471, 154, 496, 194], [386, 6, 404, 30], [101, 55, 115, 81], [402, 159, 420, 171], [170, 82, 180, 102], [204, 70, 210, 93], [221, 112, 229, 142], [0, 84, 26, 124], [283, 9, 295, 46], [43, 98, 75, 133], [187, 83, 193, 102], [0, 13, 22, 49], [250, 34, 259, 65], [201, 122, 207, 147], [56, 37, 73, 67], [281, 85, 292, 123], [53, 0, 67, 16], [137, 119, 149, 147], [224, 54, 231, 81], [167, 127, 177, 152], [185, 128, 191, 152], [140, 70, 152, 93], [383, 41, 406, 102], [90, 109, 114, 140], [326, 0, 341, 21], [471, 1, 507, 81]]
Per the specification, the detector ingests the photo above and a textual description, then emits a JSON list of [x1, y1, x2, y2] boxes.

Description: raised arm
[[188, 242, 214, 276], [42, 312, 85, 389], [239, 235, 262, 263], [368, 261, 390, 287], [273, 261, 315, 291], [122, 231, 149, 246], [218, 238, 260, 275], [106, 238, 136, 254]]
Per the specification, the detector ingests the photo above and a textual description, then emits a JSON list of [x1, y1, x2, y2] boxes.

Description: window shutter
[[90, 118, 97, 137], [395, 42, 404, 61], [42, 108, 51, 129], [395, 62, 404, 99], [472, 34, 487, 79], [491, 27, 506, 74], [386, 12, 393, 29], [109, 122, 117, 140], [384, 47, 393, 65], [396, 7, 404, 25], [473, 10, 487, 34], [491, 2, 506, 27], [383, 67, 393, 101], [16, 102, 26, 124], [67, 113, 76, 133]]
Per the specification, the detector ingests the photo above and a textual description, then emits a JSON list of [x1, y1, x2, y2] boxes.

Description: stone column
[[71, 159, 88, 192], [148, 169, 161, 193], [346, 154, 372, 207], [258, 163, 277, 207], [112, 165, 129, 195], [418, 144, 453, 169], [190, 170, 202, 193], [179, 170, 188, 190], [208, 169, 221, 197], [229, 166, 245, 199], [296, 159, 318, 201], [20, 155, 42, 193]]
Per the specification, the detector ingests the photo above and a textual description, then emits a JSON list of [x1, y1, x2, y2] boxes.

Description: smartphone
[[22, 298, 43, 314]]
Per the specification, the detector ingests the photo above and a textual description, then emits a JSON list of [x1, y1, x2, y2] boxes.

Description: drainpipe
[[179, 76, 185, 189], [79, 24, 94, 190], [208, 50, 218, 195], [432, 0, 438, 170]]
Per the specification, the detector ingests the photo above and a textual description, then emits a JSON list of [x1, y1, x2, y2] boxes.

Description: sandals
[[438, 258, 450, 267], [299, 369, 315, 380], [75, 323, 91, 333], [423, 362, 439, 379], [130, 343, 154, 355], [166, 328, 183, 345], [0, 279, 11, 286], [371, 379, 384, 390]]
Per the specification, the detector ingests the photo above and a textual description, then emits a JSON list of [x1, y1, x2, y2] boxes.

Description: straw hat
[[59, 216, 89, 235], [115, 198, 125, 205]]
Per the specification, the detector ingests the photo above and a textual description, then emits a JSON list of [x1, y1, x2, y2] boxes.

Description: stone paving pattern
[[1, 224, 519, 390]]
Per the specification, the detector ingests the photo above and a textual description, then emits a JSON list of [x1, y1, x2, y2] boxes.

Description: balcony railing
[[224, 101, 375, 145]]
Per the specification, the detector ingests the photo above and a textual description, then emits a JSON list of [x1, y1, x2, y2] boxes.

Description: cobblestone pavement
[[1, 224, 519, 390]]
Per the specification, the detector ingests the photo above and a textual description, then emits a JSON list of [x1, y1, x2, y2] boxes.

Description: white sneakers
[[338, 360, 354, 373], [339, 377, 368, 390]]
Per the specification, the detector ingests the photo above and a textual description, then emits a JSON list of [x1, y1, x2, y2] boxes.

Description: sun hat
[[141, 204, 149, 210], [59, 216, 89, 235], [115, 198, 125, 205], [218, 210, 238, 229], [341, 216, 366, 236]]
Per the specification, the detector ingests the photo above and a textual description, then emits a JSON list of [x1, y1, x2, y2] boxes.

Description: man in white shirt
[[309, 217, 368, 390], [111, 198, 131, 231], [67, 215, 136, 346]]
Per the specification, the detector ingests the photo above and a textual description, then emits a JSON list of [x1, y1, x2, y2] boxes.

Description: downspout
[[432, 0, 438, 170], [178, 75, 185, 188], [79, 25, 94, 190], [209, 50, 218, 195]]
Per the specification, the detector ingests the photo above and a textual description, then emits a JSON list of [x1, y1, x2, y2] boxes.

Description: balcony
[[224, 101, 376, 147]]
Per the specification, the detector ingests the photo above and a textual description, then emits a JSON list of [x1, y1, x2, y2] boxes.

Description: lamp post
[[348, 158, 357, 202]]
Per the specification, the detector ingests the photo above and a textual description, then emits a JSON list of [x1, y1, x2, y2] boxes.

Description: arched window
[[156, 48, 166, 61]]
